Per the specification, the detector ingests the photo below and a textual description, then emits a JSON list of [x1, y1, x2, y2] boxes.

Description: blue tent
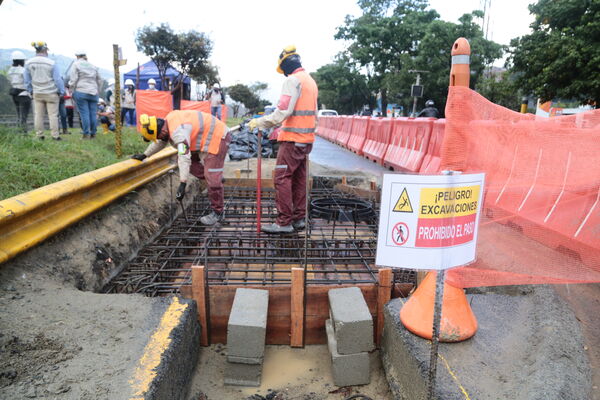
[[123, 60, 190, 91]]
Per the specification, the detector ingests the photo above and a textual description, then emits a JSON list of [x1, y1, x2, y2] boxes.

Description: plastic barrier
[[346, 116, 371, 155], [441, 86, 600, 287], [328, 116, 342, 142], [334, 116, 354, 148], [383, 118, 433, 172], [180, 100, 228, 123], [419, 118, 445, 174], [362, 117, 393, 165]]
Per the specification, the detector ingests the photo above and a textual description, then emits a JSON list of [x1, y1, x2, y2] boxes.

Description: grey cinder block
[[224, 362, 262, 387], [326, 319, 370, 387], [328, 287, 374, 354], [227, 288, 269, 359]]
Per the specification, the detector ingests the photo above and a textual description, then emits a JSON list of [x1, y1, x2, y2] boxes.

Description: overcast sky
[[0, 0, 534, 103]]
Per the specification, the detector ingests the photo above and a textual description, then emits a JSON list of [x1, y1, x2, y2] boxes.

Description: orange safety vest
[[165, 110, 227, 154], [279, 70, 318, 144]]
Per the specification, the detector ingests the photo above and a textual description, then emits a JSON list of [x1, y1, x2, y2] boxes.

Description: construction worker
[[7, 50, 31, 133], [206, 83, 224, 120], [24, 41, 65, 140], [417, 100, 439, 118], [131, 110, 231, 225], [97, 98, 115, 133], [122, 79, 136, 126], [248, 45, 318, 234], [147, 78, 158, 91], [69, 50, 103, 139]]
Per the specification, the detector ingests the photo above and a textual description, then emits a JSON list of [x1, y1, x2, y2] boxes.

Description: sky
[[0, 0, 534, 103]]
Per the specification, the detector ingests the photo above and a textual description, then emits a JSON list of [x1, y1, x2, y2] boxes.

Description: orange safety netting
[[180, 100, 228, 123], [135, 90, 173, 131], [441, 86, 600, 287]]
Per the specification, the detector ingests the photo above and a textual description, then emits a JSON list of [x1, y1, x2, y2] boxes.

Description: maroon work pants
[[274, 141, 312, 226], [190, 132, 231, 214]]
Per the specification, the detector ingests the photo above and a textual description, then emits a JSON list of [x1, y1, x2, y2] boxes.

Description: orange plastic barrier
[[317, 115, 334, 139], [362, 117, 393, 165], [135, 90, 173, 131], [333, 116, 354, 148], [441, 86, 600, 287], [346, 116, 371, 155], [327, 116, 342, 142], [383, 118, 433, 172], [180, 100, 228, 123], [419, 118, 445, 174]]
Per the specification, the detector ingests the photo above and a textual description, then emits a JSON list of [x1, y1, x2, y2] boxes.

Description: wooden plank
[[334, 183, 380, 202], [191, 265, 209, 346], [290, 268, 305, 347], [224, 178, 274, 189], [376, 268, 392, 347]]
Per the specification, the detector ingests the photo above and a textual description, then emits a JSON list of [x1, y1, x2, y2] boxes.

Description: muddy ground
[[187, 345, 391, 400]]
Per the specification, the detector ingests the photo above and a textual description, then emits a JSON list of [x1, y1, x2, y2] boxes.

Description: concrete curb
[[129, 296, 200, 400], [381, 285, 591, 400]]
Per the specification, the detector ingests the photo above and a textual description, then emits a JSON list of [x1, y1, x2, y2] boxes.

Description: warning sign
[[376, 173, 485, 270], [392, 188, 413, 213]]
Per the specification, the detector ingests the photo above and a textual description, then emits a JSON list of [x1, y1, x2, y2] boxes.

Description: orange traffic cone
[[400, 271, 477, 342]]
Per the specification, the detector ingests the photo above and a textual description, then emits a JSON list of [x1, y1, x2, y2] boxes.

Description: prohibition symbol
[[391, 222, 409, 246]]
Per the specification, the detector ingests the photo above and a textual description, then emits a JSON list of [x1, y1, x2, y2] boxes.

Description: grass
[[0, 116, 246, 200], [0, 125, 148, 200]]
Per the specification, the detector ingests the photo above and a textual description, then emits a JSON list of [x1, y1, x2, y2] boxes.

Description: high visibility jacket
[[165, 110, 227, 155], [279, 70, 318, 144]]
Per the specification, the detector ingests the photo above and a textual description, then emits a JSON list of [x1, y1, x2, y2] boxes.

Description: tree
[[311, 58, 373, 114], [336, 1, 503, 114], [475, 70, 522, 111], [227, 84, 269, 114], [135, 23, 177, 88], [508, 0, 600, 104]]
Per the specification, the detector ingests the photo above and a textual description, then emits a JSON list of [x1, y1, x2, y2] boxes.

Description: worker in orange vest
[[248, 46, 318, 234], [132, 110, 231, 225]]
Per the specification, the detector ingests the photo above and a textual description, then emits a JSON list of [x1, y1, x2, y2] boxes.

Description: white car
[[317, 109, 338, 117]]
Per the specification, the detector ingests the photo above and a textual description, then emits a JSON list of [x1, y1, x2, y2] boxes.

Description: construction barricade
[[180, 100, 228, 123], [334, 117, 354, 148], [441, 86, 600, 287], [383, 118, 434, 172], [418, 118, 445, 174], [346, 116, 371, 155], [362, 117, 393, 165]]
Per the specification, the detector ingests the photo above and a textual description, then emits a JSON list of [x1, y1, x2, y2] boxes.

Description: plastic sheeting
[[228, 126, 274, 161], [135, 90, 173, 131]]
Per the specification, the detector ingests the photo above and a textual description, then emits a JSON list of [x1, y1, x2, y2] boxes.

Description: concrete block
[[227, 288, 269, 359], [328, 287, 374, 354], [326, 319, 370, 387], [224, 361, 262, 387], [226, 354, 262, 365]]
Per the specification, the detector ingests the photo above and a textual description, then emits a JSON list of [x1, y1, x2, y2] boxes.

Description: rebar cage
[[104, 179, 416, 296]]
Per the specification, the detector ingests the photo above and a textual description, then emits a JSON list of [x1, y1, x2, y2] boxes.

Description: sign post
[[376, 172, 485, 399]]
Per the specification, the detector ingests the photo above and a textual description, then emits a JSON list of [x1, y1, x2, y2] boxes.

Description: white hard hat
[[148, 78, 156, 85], [213, 83, 220, 89], [11, 50, 26, 60], [98, 98, 106, 104], [75, 49, 86, 56], [125, 79, 134, 86]]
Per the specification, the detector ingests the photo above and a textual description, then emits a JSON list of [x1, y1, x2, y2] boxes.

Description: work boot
[[62, 127, 68, 135], [292, 219, 306, 231], [200, 211, 223, 226], [102, 123, 109, 134], [261, 223, 294, 234], [53, 137, 62, 141]]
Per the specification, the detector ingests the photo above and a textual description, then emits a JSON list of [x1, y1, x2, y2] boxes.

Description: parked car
[[317, 109, 338, 117]]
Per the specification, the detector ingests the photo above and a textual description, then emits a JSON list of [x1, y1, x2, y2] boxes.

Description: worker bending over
[[132, 110, 231, 226], [248, 46, 318, 234]]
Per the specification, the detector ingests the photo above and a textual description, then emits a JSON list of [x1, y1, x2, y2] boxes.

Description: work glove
[[176, 182, 187, 201], [247, 118, 259, 131], [131, 154, 147, 161]]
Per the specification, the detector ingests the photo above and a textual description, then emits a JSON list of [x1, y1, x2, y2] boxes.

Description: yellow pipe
[[0, 148, 176, 264]]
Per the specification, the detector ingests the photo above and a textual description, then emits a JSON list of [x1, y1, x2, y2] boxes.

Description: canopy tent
[[123, 60, 191, 91]]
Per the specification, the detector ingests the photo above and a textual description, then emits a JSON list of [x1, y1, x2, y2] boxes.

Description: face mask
[[149, 84, 155, 89]]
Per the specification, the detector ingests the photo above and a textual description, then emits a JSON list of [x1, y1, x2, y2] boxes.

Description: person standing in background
[[69, 50, 103, 139], [147, 78, 158, 90], [206, 83, 224, 120], [24, 41, 64, 141], [7, 50, 31, 133], [121, 79, 136, 126], [64, 86, 75, 128]]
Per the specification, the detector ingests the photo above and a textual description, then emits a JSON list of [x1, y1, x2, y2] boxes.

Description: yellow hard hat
[[139, 114, 159, 142], [31, 41, 48, 51], [277, 45, 297, 74]]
